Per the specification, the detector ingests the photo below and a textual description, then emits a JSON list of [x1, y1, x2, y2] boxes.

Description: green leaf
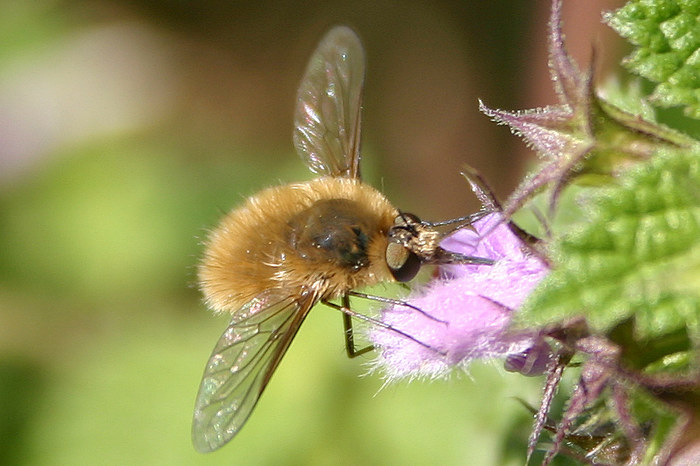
[[606, 0, 700, 118], [519, 147, 700, 342]]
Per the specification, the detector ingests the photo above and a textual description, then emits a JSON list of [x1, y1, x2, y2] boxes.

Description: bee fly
[[192, 26, 491, 452]]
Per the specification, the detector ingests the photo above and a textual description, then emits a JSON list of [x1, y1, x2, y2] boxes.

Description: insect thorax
[[287, 198, 379, 271]]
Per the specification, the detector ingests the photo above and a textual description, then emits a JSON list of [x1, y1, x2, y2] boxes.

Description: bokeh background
[[0, 1, 622, 464]]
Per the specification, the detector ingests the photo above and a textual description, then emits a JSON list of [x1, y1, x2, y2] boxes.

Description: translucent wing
[[192, 290, 317, 452], [293, 26, 365, 179]]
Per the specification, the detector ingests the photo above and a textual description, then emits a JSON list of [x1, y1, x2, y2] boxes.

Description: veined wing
[[192, 290, 317, 452], [293, 26, 365, 179]]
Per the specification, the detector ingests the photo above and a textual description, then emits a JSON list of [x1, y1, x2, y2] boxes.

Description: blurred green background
[[0, 1, 621, 465]]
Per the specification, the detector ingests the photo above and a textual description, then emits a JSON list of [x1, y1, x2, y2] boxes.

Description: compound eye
[[386, 242, 421, 282]]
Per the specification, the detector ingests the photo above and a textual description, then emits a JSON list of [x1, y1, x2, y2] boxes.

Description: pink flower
[[369, 213, 549, 381]]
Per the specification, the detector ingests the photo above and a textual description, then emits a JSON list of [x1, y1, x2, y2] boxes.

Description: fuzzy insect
[[191, 26, 490, 452]]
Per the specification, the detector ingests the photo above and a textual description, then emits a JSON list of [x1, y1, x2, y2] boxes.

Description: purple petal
[[370, 213, 549, 381]]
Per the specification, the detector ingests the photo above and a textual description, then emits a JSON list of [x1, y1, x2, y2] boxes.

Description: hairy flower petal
[[369, 213, 549, 381]]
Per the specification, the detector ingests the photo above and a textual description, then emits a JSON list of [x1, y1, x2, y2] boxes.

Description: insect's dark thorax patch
[[287, 198, 378, 270]]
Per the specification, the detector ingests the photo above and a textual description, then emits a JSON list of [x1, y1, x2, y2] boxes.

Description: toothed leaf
[[606, 0, 700, 118], [519, 147, 700, 343]]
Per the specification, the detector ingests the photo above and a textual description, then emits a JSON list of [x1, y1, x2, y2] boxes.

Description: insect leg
[[322, 296, 446, 357], [346, 290, 447, 323], [340, 294, 374, 358]]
